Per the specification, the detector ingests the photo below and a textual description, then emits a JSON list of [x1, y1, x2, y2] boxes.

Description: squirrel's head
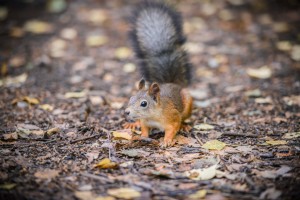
[[125, 79, 161, 120]]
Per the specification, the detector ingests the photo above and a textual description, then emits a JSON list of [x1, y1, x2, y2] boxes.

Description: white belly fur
[[146, 120, 164, 131]]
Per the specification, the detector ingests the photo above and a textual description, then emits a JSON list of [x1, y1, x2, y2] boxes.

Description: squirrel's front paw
[[123, 121, 140, 129], [181, 124, 192, 132], [161, 138, 175, 148]]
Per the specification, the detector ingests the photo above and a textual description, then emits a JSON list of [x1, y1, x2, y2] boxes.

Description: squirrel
[[124, 1, 193, 147]]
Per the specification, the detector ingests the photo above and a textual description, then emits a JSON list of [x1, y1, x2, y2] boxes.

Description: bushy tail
[[129, 1, 192, 86]]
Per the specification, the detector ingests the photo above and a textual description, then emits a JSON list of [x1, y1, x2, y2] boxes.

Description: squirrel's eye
[[140, 100, 148, 107]]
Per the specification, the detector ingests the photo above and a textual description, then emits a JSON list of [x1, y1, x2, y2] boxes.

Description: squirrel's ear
[[149, 82, 160, 101], [137, 78, 145, 90]]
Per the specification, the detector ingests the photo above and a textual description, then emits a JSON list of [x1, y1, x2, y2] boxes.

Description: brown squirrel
[[124, 1, 193, 147]]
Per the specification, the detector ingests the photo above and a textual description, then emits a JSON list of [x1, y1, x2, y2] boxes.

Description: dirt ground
[[0, 0, 299, 200]]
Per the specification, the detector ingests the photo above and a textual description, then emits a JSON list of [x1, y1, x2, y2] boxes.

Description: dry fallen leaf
[[0, 183, 17, 190], [94, 158, 117, 169], [121, 149, 139, 158], [123, 63, 136, 73], [65, 91, 87, 98], [39, 104, 54, 111], [202, 140, 226, 150], [60, 28, 77, 40], [188, 189, 207, 199], [283, 95, 300, 106], [107, 188, 141, 199], [23, 96, 40, 105], [24, 20, 54, 34], [88, 9, 108, 24], [95, 196, 115, 200], [49, 38, 67, 58], [47, 0, 66, 13], [86, 35, 108, 47], [255, 97, 272, 104], [112, 129, 132, 140], [3, 132, 18, 140], [0, 7, 8, 21], [185, 164, 218, 180], [283, 132, 300, 139], [194, 123, 214, 130], [120, 161, 134, 168], [74, 191, 96, 200], [244, 89, 262, 97], [265, 140, 287, 146], [34, 169, 60, 180], [0, 73, 28, 87], [276, 41, 292, 51], [10, 27, 25, 38], [291, 45, 300, 61], [114, 47, 132, 59], [246, 66, 272, 79], [45, 127, 60, 136]]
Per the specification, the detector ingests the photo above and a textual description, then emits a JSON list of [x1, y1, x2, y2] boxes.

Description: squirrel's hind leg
[[180, 89, 193, 121]]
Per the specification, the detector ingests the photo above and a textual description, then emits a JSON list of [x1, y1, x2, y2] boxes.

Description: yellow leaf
[[114, 47, 132, 59], [23, 96, 39, 105], [65, 91, 87, 98], [107, 188, 141, 199], [1, 63, 7, 76], [0, 183, 17, 190], [86, 35, 108, 47], [39, 104, 54, 111], [266, 140, 287, 146], [185, 164, 217, 181], [202, 140, 226, 150], [94, 158, 117, 169], [24, 20, 53, 34], [46, 127, 60, 136], [95, 196, 115, 200], [283, 132, 300, 139], [194, 123, 214, 130], [0, 73, 27, 87], [188, 189, 207, 199], [123, 63, 136, 73], [112, 130, 132, 140], [246, 66, 272, 79]]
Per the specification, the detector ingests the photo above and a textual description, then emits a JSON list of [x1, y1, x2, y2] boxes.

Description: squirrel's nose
[[125, 109, 130, 116]]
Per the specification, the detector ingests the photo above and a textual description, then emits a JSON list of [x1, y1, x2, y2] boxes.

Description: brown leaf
[[3, 132, 18, 140], [34, 169, 60, 180]]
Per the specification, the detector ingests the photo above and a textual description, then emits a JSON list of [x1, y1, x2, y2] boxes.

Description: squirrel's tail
[[129, 1, 192, 86]]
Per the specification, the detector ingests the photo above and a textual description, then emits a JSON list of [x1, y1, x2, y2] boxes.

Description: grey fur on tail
[[129, 1, 192, 86]]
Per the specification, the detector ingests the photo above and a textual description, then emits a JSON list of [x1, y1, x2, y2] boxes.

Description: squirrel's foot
[[123, 121, 140, 129], [181, 124, 192, 132], [160, 138, 175, 148]]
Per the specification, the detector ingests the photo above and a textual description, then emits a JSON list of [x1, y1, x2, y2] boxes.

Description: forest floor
[[0, 0, 299, 200]]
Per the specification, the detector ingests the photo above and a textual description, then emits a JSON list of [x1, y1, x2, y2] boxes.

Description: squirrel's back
[[129, 1, 192, 86]]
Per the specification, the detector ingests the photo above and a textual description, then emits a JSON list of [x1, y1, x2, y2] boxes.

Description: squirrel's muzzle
[[125, 108, 130, 116]]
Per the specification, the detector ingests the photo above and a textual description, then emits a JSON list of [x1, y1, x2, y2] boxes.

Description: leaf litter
[[0, 1, 299, 200]]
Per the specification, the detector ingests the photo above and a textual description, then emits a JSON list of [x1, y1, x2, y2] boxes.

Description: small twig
[[193, 132, 204, 146], [222, 132, 258, 138], [13, 139, 57, 148], [80, 172, 114, 183], [70, 134, 99, 144]]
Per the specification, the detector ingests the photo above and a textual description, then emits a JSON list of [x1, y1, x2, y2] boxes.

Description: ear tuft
[[137, 78, 145, 90], [149, 82, 160, 101]]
